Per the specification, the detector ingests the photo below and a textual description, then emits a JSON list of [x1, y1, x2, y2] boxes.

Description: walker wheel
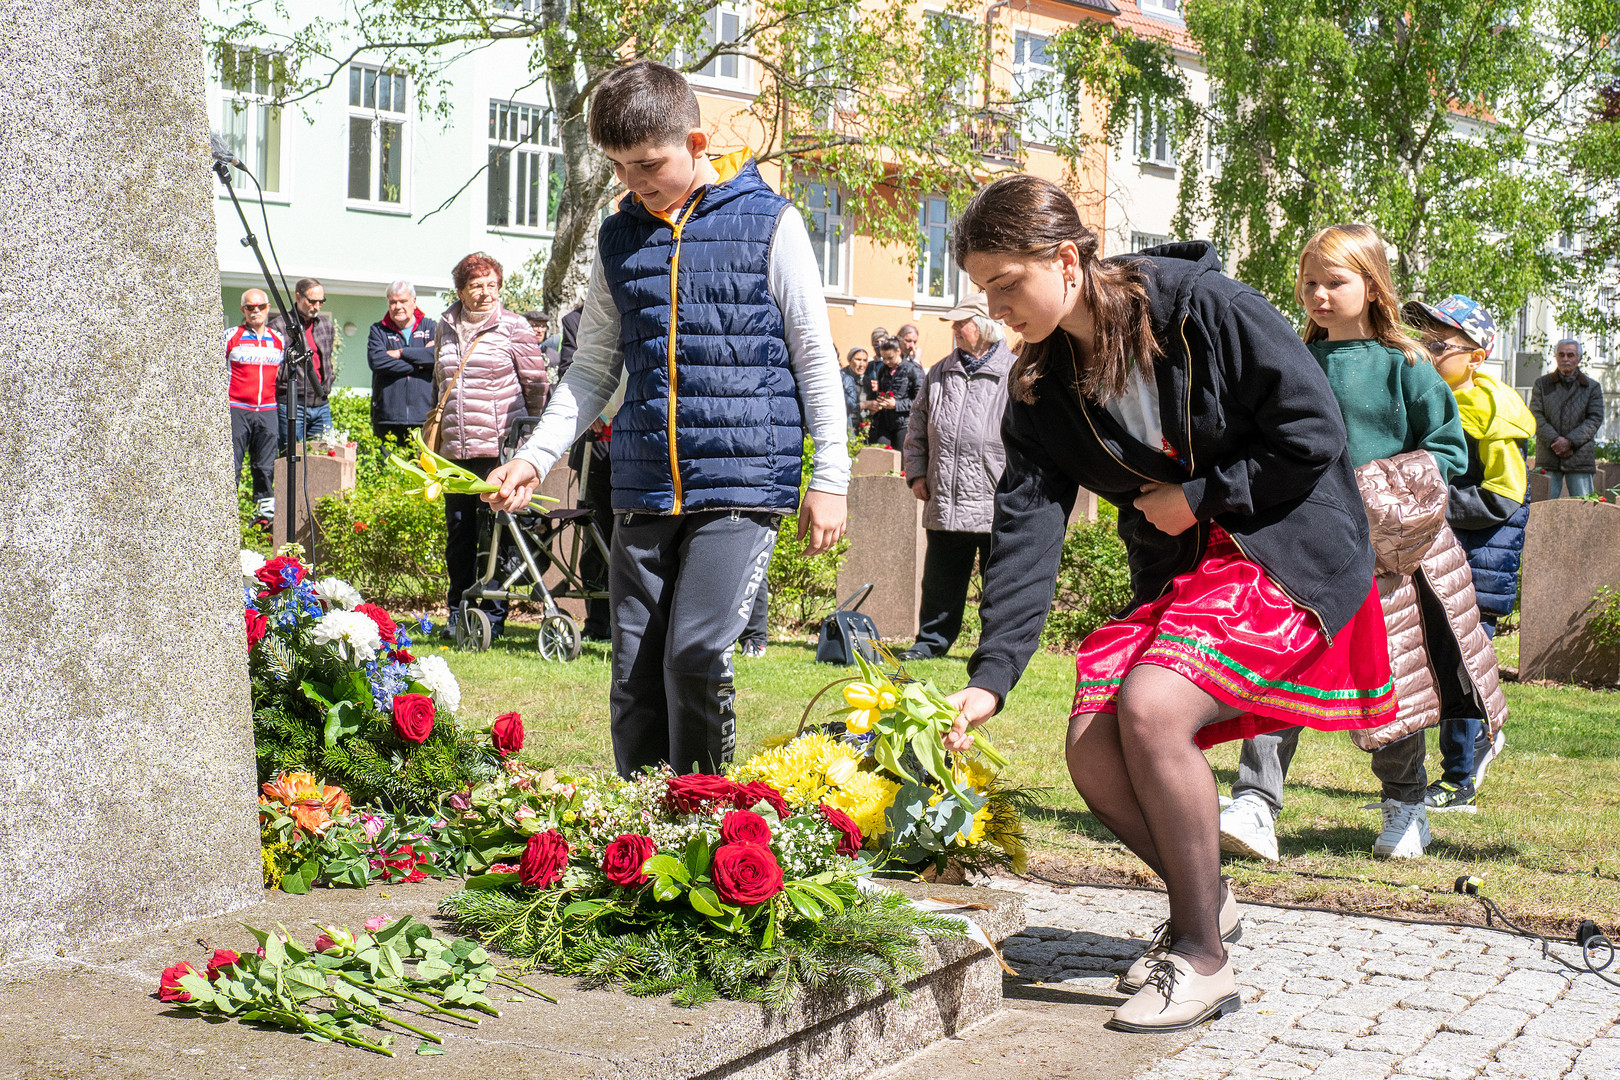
[[538, 613, 582, 661], [456, 607, 493, 652]]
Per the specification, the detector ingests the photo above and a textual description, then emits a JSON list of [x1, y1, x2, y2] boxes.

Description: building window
[[925, 12, 977, 112], [218, 47, 287, 193], [684, 2, 748, 88], [348, 64, 408, 206], [1136, 104, 1175, 168], [801, 180, 846, 291], [1140, 0, 1181, 17], [1131, 232, 1172, 252], [487, 102, 565, 232], [917, 196, 956, 303], [1013, 32, 1066, 145]]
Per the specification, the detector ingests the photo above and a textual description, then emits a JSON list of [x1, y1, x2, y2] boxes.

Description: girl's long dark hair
[[953, 174, 1160, 405]]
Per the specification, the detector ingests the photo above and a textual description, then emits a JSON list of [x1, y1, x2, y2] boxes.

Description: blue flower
[[395, 628, 413, 650], [417, 615, 432, 635]]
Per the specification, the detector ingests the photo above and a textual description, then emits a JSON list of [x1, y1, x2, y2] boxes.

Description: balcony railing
[[963, 108, 1021, 163]]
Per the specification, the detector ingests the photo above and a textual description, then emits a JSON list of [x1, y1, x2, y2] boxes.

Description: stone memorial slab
[[853, 445, 903, 476], [0, 0, 262, 961], [837, 473, 926, 640], [273, 441, 358, 551], [1519, 498, 1620, 685]]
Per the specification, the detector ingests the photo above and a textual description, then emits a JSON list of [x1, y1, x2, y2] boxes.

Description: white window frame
[[346, 63, 411, 212], [1136, 104, 1175, 169], [924, 10, 977, 115], [799, 178, 849, 293], [684, 2, 751, 91], [217, 46, 290, 199], [1013, 31, 1067, 146], [916, 195, 959, 305], [1140, 0, 1182, 20], [1131, 231, 1172, 252], [486, 101, 566, 235]]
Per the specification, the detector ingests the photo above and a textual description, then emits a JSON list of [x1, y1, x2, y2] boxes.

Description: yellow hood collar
[[1455, 371, 1536, 441], [640, 149, 752, 225]]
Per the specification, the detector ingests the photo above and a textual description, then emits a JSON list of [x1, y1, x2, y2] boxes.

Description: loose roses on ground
[[391, 694, 435, 744], [600, 833, 657, 887], [709, 843, 784, 906], [159, 962, 196, 1003], [519, 829, 569, 888]]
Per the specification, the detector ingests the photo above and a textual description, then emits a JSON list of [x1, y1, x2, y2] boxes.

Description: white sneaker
[[1473, 730, 1506, 789], [1218, 794, 1279, 862], [1373, 800, 1429, 859]]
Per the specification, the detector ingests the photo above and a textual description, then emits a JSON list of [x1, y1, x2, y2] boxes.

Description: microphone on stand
[[209, 130, 244, 171]]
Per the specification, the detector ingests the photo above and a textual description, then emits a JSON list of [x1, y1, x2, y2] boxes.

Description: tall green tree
[[209, 0, 1009, 316], [1046, 0, 1620, 336]]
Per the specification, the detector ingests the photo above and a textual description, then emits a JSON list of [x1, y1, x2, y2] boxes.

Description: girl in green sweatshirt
[[1217, 224, 1469, 864]]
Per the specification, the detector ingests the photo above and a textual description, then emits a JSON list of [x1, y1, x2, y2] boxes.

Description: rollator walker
[[455, 417, 611, 660]]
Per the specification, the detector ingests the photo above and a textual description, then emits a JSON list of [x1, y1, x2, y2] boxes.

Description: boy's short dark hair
[[589, 61, 702, 151]]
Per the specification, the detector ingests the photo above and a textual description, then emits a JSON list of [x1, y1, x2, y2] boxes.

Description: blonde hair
[[1295, 224, 1424, 366]]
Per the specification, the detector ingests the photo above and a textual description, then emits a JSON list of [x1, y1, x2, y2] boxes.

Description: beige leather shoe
[[1107, 952, 1241, 1033], [1115, 882, 1241, 994]]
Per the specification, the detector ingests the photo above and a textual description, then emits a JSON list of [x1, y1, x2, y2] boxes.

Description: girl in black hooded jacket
[[941, 175, 1394, 1034]]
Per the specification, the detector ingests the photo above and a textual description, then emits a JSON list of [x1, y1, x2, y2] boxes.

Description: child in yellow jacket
[[1405, 296, 1536, 811]]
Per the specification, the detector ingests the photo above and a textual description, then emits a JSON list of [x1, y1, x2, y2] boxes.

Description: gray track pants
[[1232, 726, 1428, 813], [608, 509, 777, 778]]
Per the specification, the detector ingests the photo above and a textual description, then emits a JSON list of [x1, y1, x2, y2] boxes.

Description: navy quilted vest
[[597, 161, 802, 515], [1454, 491, 1530, 619]]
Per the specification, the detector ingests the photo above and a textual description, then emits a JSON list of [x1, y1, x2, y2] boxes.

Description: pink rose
[[363, 915, 393, 932]]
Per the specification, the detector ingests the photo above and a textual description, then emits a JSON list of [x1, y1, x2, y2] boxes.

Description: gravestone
[[837, 474, 926, 639], [273, 441, 359, 551], [1519, 499, 1620, 685], [0, 1, 263, 960], [853, 445, 903, 476]]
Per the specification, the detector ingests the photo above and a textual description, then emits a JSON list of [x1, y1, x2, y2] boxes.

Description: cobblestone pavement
[[986, 875, 1620, 1080]]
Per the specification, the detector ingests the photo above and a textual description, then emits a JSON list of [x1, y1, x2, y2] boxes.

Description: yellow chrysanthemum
[[736, 733, 899, 837], [822, 769, 901, 839]]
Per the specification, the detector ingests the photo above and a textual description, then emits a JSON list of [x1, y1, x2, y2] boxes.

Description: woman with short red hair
[[432, 251, 550, 638]]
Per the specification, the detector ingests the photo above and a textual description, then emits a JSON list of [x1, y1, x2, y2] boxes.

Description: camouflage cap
[[1405, 294, 1496, 354]]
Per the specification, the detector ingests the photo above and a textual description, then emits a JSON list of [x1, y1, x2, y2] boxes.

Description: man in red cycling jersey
[[226, 288, 284, 528]]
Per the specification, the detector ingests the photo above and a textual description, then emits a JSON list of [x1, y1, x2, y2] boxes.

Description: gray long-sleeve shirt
[[514, 206, 850, 498]]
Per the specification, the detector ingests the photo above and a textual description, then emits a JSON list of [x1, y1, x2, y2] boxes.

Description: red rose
[[392, 694, 435, 744], [719, 809, 772, 847], [158, 961, 196, 1002], [492, 712, 525, 757], [245, 608, 268, 650], [819, 803, 864, 858], [393, 648, 416, 664], [205, 949, 241, 982], [709, 843, 784, 906], [601, 833, 658, 887], [254, 555, 305, 596], [666, 773, 742, 814], [519, 829, 569, 888], [734, 781, 790, 818], [355, 602, 397, 644]]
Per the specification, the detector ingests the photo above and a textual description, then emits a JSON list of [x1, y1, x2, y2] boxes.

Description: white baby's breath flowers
[[310, 609, 382, 663], [313, 576, 363, 611], [408, 654, 462, 713]]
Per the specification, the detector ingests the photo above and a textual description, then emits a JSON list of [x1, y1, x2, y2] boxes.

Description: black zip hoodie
[[966, 241, 1375, 706]]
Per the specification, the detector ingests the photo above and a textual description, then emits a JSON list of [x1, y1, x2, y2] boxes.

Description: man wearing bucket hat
[[899, 293, 1015, 660]]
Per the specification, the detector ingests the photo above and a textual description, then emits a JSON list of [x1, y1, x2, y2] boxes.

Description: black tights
[[1067, 663, 1242, 976]]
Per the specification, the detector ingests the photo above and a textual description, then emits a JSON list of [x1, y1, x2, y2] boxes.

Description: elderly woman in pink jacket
[[433, 252, 550, 637]]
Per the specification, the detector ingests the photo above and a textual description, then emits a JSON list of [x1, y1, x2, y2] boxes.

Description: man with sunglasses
[[270, 277, 337, 452], [226, 289, 284, 527]]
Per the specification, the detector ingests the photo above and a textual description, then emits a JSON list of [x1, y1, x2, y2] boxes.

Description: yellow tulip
[[425, 482, 442, 500], [844, 708, 879, 734], [824, 755, 859, 786], [843, 682, 881, 709], [419, 453, 439, 474]]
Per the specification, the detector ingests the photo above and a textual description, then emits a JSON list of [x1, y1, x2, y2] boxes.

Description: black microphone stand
[[212, 156, 310, 559]]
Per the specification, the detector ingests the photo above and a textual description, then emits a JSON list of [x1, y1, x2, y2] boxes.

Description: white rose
[[240, 550, 267, 586], [408, 654, 462, 713], [313, 576, 363, 611], [310, 609, 382, 663]]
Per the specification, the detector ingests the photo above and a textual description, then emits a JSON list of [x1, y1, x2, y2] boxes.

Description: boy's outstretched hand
[[797, 489, 847, 556], [482, 459, 541, 513]]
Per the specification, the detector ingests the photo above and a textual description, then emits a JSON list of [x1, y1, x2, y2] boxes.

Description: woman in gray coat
[[899, 294, 1014, 659]]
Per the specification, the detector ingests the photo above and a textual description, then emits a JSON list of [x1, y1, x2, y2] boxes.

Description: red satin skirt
[[1071, 527, 1396, 748]]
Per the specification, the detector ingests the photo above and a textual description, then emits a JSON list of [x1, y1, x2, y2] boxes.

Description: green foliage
[[765, 435, 853, 631], [439, 882, 961, 1012], [1588, 585, 1620, 648], [1040, 508, 1132, 650]]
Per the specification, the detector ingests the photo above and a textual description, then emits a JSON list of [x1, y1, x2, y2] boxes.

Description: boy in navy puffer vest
[[484, 61, 850, 778]]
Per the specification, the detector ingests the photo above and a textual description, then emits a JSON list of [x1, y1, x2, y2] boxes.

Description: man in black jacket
[[269, 277, 338, 451], [367, 281, 438, 446]]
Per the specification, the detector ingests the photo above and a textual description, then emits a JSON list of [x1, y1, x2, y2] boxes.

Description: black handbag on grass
[[815, 583, 881, 666]]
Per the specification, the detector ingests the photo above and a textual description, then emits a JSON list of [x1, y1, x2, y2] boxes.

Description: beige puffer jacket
[[1351, 451, 1507, 752], [432, 302, 550, 460]]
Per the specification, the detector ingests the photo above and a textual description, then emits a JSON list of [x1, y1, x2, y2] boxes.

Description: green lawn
[[434, 623, 1620, 936]]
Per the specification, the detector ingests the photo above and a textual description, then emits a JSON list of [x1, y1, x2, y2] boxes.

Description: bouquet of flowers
[[387, 433, 558, 512], [243, 547, 496, 809], [737, 651, 1030, 877], [438, 764, 964, 1009]]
